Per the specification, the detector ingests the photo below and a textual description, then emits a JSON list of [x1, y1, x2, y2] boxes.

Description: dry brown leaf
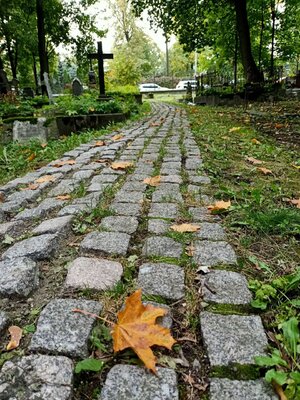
[[112, 134, 124, 141], [35, 175, 56, 184], [111, 161, 134, 170], [171, 223, 200, 233], [229, 127, 241, 132], [257, 167, 272, 175], [95, 159, 110, 164], [41, 143, 47, 148], [6, 326, 23, 351], [290, 198, 300, 208], [246, 156, 263, 165], [149, 122, 161, 127], [251, 138, 261, 145], [143, 175, 161, 187], [112, 289, 176, 373], [27, 153, 36, 162], [20, 183, 39, 191], [93, 140, 105, 147], [185, 243, 195, 257], [51, 160, 76, 167], [0, 192, 5, 203], [274, 123, 284, 129], [56, 195, 71, 201], [207, 200, 231, 212]]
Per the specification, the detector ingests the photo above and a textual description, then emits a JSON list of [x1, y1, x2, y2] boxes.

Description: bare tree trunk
[[233, 0, 263, 83], [36, 0, 48, 95], [258, 0, 265, 72], [270, 0, 276, 79]]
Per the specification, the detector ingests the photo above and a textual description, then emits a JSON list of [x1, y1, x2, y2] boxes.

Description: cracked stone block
[[148, 219, 170, 234], [189, 207, 220, 223], [2, 234, 58, 261], [143, 237, 182, 259], [14, 198, 66, 220], [202, 270, 253, 305], [100, 216, 139, 234], [30, 298, 102, 358], [114, 191, 144, 204], [0, 311, 9, 333], [193, 241, 237, 266], [148, 203, 178, 219], [0, 257, 38, 298], [110, 202, 141, 217], [0, 354, 73, 400], [65, 257, 123, 291], [100, 365, 178, 400], [138, 263, 184, 300], [200, 312, 268, 366], [80, 231, 130, 256], [32, 215, 74, 236], [209, 379, 277, 400], [196, 223, 226, 241], [0, 220, 25, 240]]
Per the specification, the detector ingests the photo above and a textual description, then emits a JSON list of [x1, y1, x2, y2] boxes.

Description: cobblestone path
[[0, 103, 276, 399]]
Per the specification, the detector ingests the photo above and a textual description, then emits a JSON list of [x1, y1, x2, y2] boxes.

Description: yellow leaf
[[6, 326, 23, 351], [35, 175, 56, 184], [257, 167, 272, 175], [171, 223, 200, 233], [111, 161, 134, 170], [291, 164, 300, 170], [51, 160, 76, 168], [207, 200, 231, 212], [246, 156, 263, 165], [112, 289, 176, 374], [229, 127, 241, 132], [93, 140, 105, 147], [56, 195, 71, 200], [112, 134, 124, 141], [251, 138, 261, 145], [27, 153, 36, 162], [290, 198, 300, 209], [143, 175, 161, 187]]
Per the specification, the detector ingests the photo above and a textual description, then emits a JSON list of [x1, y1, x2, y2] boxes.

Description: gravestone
[[72, 78, 83, 96], [43, 72, 54, 104], [88, 70, 97, 85]]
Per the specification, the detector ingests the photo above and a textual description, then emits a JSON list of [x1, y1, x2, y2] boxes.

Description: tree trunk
[[32, 54, 39, 94], [36, 0, 48, 95], [270, 0, 276, 79], [233, 0, 263, 83], [258, 0, 265, 72]]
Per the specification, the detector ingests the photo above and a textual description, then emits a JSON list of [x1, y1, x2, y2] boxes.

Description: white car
[[176, 80, 198, 90], [139, 83, 168, 92]]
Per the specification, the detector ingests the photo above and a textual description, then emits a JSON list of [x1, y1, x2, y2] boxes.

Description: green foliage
[[75, 358, 105, 374], [54, 95, 123, 116]]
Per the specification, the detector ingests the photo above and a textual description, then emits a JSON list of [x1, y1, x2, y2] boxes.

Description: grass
[[186, 102, 300, 399]]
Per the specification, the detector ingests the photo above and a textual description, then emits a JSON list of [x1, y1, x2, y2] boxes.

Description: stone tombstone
[[22, 87, 35, 98], [44, 72, 54, 104], [72, 78, 83, 96], [13, 118, 48, 143], [88, 70, 97, 85]]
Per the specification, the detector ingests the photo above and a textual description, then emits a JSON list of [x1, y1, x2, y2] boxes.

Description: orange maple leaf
[[56, 195, 71, 200], [51, 160, 76, 167], [207, 200, 231, 212], [35, 175, 56, 184], [112, 289, 176, 373], [112, 134, 124, 141], [257, 167, 272, 175], [20, 183, 39, 191], [6, 326, 22, 351], [171, 223, 200, 233], [246, 156, 263, 165], [251, 138, 261, 145], [290, 198, 300, 209], [93, 140, 105, 147]]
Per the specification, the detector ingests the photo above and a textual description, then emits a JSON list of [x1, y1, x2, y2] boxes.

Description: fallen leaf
[[171, 223, 200, 233], [143, 175, 161, 187], [251, 138, 261, 145], [0, 192, 5, 203], [51, 160, 76, 167], [95, 159, 110, 163], [229, 127, 241, 132], [149, 122, 161, 127], [111, 161, 134, 170], [257, 167, 272, 175], [27, 153, 36, 162], [20, 183, 39, 191], [56, 195, 71, 200], [6, 326, 23, 351], [291, 164, 300, 170], [41, 143, 47, 148], [112, 289, 176, 373], [246, 156, 263, 165], [185, 243, 195, 257], [35, 175, 56, 184], [112, 134, 124, 141], [290, 199, 300, 209], [93, 140, 105, 147], [274, 123, 284, 129], [207, 200, 231, 212]]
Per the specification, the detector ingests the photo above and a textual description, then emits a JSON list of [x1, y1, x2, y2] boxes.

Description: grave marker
[[88, 41, 113, 99]]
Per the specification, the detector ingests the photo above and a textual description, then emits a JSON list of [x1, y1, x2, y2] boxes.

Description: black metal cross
[[88, 41, 113, 98]]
